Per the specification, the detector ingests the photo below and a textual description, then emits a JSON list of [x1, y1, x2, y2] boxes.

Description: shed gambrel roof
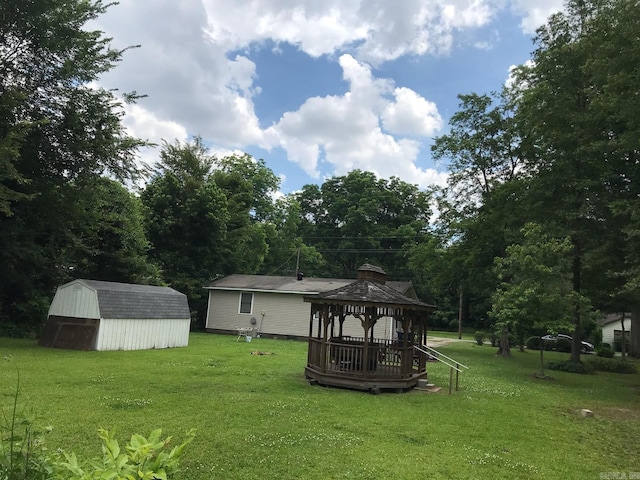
[[204, 274, 415, 297], [77, 280, 190, 319]]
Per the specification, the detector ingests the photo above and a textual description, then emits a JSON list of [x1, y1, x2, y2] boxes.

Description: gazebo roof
[[304, 264, 434, 311]]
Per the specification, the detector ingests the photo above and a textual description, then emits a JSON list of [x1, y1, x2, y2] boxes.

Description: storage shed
[[39, 279, 191, 351]]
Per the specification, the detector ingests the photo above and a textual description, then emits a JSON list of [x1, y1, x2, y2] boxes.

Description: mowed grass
[[1, 333, 639, 479]]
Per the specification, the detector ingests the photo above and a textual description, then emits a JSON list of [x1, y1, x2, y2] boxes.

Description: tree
[[258, 196, 324, 277], [424, 91, 528, 331], [490, 224, 594, 357], [71, 177, 160, 284], [0, 0, 146, 332], [295, 170, 432, 279], [141, 138, 229, 328], [512, 0, 640, 360]]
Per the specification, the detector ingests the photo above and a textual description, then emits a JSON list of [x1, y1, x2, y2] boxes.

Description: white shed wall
[[95, 319, 190, 351], [48, 282, 100, 319], [602, 317, 632, 346]]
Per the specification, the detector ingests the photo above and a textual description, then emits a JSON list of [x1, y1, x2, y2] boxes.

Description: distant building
[[599, 313, 632, 347]]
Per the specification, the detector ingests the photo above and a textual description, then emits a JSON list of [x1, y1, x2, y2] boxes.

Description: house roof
[[599, 313, 630, 327], [74, 280, 190, 320], [204, 274, 415, 297]]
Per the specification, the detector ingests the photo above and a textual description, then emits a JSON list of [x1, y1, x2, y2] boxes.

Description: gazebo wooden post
[[319, 305, 331, 372]]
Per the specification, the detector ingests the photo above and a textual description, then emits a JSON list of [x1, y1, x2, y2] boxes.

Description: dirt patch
[[598, 407, 640, 421]]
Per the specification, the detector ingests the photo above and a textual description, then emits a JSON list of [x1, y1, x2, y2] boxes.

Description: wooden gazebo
[[304, 264, 435, 394]]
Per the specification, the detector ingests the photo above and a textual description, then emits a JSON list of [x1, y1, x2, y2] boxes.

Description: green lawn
[[1, 334, 639, 479]]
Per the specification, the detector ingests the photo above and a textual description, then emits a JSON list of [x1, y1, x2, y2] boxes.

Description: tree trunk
[[496, 330, 512, 357], [621, 315, 627, 359], [630, 309, 640, 358]]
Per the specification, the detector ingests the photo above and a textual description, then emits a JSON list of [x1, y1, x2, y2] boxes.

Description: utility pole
[[458, 286, 463, 340]]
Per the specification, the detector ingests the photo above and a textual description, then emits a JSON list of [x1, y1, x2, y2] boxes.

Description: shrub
[[596, 344, 615, 358], [546, 360, 595, 375], [526, 336, 541, 350], [586, 357, 638, 374], [58, 428, 195, 479], [555, 337, 572, 353], [474, 331, 486, 346]]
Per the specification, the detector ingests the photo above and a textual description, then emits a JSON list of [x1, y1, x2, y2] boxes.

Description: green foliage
[[586, 357, 638, 374], [490, 223, 597, 358], [294, 170, 432, 279], [0, 0, 147, 331], [473, 332, 485, 346], [57, 428, 195, 480], [545, 360, 594, 375], [596, 344, 615, 358]]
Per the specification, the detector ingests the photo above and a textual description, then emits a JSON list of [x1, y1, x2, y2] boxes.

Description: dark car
[[541, 334, 595, 354]]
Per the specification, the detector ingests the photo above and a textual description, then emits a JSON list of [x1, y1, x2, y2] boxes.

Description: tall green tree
[[141, 138, 229, 327], [295, 170, 432, 280], [0, 0, 146, 332], [423, 91, 528, 331], [72, 177, 160, 284], [258, 196, 324, 277], [512, 0, 639, 360]]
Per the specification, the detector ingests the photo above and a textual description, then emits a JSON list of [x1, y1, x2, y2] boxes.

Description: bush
[[586, 357, 638, 374], [596, 343, 615, 358], [555, 337, 572, 353], [546, 360, 595, 375], [474, 331, 486, 346], [526, 336, 541, 350]]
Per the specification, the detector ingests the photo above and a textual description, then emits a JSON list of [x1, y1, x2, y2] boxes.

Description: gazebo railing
[[307, 337, 423, 378]]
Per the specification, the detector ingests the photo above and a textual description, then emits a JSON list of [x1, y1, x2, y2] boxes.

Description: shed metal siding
[[48, 281, 100, 319], [95, 318, 190, 351]]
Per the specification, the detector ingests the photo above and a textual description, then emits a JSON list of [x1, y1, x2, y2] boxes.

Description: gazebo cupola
[[303, 264, 435, 394]]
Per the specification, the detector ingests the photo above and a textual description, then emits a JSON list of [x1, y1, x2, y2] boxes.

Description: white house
[[39, 279, 191, 351], [600, 313, 632, 347], [204, 274, 418, 340]]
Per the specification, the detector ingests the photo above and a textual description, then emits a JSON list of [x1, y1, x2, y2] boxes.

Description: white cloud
[[89, 0, 561, 192], [262, 54, 444, 188], [382, 87, 443, 136], [507, 0, 564, 34]]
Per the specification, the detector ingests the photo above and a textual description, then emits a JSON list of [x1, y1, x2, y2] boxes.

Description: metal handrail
[[414, 344, 469, 372], [414, 343, 469, 393]]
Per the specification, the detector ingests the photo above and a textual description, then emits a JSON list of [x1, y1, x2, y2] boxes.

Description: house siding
[[206, 290, 398, 340], [602, 317, 632, 346]]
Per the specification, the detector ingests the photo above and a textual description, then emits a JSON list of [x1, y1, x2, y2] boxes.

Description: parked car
[[541, 334, 595, 354]]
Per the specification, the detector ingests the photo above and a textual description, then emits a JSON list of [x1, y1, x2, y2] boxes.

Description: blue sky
[[94, 0, 564, 194]]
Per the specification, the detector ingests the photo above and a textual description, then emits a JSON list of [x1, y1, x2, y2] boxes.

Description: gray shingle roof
[[204, 274, 414, 296], [80, 280, 190, 320]]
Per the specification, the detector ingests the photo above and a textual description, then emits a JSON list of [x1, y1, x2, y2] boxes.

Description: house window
[[239, 292, 253, 314]]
